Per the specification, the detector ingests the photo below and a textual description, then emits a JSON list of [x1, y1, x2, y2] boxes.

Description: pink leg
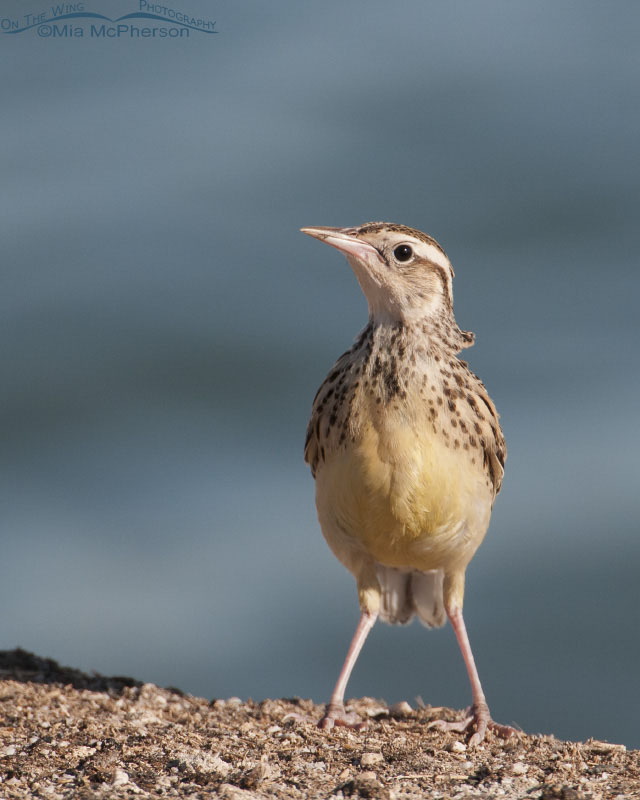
[[432, 606, 516, 746], [319, 610, 377, 730]]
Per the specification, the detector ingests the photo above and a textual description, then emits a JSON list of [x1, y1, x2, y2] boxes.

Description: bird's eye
[[393, 244, 413, 262]]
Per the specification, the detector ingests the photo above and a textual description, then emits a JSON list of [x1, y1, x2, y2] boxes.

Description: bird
[[301, 222, 515, 746]]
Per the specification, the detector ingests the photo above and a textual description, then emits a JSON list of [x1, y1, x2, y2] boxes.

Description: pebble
[[226, 697, 243, 708], [447, 740, 467, 753], [512, 762, 527, 775], [360, 752, 384, 766], [389, 700, 413, 716], [209, 755, 232, 777], [112, 768, 130, 787]]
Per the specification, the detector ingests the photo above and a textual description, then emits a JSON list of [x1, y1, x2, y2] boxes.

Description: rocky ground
[[0, 649, 637, 799]]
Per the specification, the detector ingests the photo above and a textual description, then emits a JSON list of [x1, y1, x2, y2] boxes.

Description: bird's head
[[301, 222, 456, 326]]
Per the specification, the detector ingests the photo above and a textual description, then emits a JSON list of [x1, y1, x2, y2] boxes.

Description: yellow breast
[[315, 410, 491, 574]]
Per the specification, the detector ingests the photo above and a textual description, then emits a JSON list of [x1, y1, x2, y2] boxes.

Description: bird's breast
[[315, 402, 491, 572]]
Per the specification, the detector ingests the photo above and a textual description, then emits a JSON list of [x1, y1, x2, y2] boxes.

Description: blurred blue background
[[1, 1, 639, 748]]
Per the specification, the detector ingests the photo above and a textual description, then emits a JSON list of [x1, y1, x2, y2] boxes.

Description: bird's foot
[[318, 702, 368, 731], [429, 703, 517, 747]]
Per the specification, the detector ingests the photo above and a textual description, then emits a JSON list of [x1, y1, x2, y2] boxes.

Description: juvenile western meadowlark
[[302, 222, 514, 746]]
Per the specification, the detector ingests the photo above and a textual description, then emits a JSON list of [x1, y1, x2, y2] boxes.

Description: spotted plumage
[[301, 222, 514, 746], [305, 318, 505, 497]]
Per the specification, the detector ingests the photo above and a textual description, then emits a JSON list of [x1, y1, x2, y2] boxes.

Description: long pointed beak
[[300, 226, 379, 262]]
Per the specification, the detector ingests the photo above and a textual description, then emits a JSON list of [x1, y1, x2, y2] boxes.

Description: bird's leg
[[431, 604, 517, 746], [319, 609, 377, 730]]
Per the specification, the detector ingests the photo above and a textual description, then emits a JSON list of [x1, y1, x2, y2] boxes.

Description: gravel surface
[[0, 650, 637, 799]]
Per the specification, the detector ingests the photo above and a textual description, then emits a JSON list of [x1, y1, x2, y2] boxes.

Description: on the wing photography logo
[[1, 1, 217, 39]]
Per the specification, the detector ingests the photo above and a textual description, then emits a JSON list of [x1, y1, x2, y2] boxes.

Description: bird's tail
[[376, 565, 446, 629]]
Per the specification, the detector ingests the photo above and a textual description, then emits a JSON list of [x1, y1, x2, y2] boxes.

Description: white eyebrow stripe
[[420, 242, 451, 272]]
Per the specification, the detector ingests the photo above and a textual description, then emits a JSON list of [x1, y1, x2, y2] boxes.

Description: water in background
[[1, 1, 639, 748]]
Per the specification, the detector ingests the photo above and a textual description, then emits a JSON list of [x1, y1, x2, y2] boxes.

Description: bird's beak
[[300, 226, 379, 263]]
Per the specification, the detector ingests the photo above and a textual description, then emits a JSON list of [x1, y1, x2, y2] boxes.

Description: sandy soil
[[0, 649, 637, 799]]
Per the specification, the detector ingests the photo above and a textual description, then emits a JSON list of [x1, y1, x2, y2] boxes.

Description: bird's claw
[[429, 703, 517, 747], [318, 703, 368, 731]]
